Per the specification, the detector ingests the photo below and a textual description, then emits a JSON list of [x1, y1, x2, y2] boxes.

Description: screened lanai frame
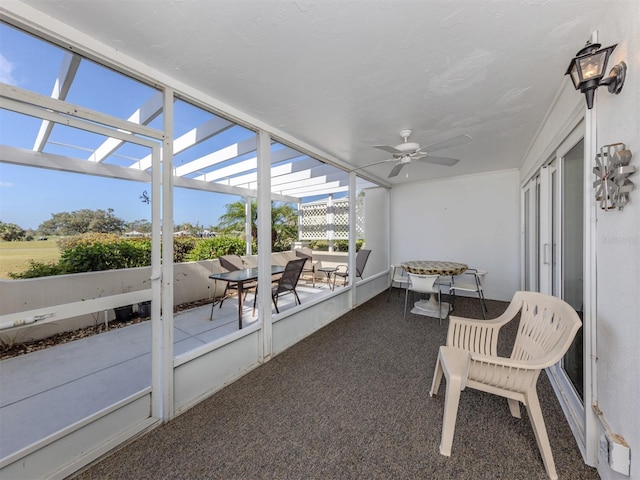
[[0, 16, 394, 477], [0, 23, 384, 313], [0, 16, 387, 401]]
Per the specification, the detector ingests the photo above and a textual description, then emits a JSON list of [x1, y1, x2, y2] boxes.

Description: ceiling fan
[[369, 129, 473, 178]]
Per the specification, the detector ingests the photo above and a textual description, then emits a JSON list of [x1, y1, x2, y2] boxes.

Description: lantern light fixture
[[565, 42, 627, 109]]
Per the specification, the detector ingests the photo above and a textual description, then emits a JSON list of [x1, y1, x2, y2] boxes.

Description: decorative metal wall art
[[593, 143, 635, 210]]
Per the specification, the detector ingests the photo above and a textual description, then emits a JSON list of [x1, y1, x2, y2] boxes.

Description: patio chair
[[429, 291, 582, 480], [295, 247, 316, 287], [388, 264, 410, 302], [253, 257, 306, 314], [403, 273, 444, 322], [449, 269, 488, 319], [212, 254, 255, 311], [333, 248, 371, 287]]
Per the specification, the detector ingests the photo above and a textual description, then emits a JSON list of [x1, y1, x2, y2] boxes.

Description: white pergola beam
[[225, 156, 317, 188], [0, 144, 300, 203], [274, 171, 345, 192], [32, 52, 81, 152], [174, 135, 257, 177], [262, 164, 339, 190], [130, 115, 234, 171], [197, 157, 257, 182], [193, 146, 305, 184], [243, 165, 341, 192], [1, 83, 164, 140], [281, 181, 346, 197], [88, 91, 164, 162], [1, 144, 153, 182], [296, 185, 349, 197]]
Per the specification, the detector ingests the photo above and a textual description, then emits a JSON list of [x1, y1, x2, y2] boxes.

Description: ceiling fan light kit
[[371, 130, 473, 178]]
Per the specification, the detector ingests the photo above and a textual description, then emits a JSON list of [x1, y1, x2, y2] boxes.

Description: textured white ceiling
[[16, 0, 614, 184]]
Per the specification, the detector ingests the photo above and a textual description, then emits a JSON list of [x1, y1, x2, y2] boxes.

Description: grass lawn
[[0, 238, 61, 279]]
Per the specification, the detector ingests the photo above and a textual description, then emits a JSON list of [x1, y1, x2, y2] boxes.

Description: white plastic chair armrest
[[450, 282, 483, 292], [468, 352, 541, 371], [466, 354, 541, 393]]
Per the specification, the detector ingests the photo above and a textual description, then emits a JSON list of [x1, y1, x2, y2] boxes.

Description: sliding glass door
[[521, 123, 586, 450], [560, 140, 585, 399]]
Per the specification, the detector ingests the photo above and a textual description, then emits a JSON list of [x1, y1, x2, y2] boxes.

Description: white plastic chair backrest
[[510, 291, 582, 367], [474, 270, 487, 288], [408, 273, 439, 294], [455, 269, 486, 290]]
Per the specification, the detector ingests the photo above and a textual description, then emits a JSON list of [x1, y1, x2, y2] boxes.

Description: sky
[[0, 23, 253, 231]]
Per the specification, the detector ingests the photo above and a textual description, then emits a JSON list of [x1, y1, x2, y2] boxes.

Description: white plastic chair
[[450, 268, 487, 319], [388, 265, 410, 301], [429, 291, 582, 480], [403, 273, 443, 322]]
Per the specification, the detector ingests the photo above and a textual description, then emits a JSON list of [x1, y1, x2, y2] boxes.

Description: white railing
[[0, 251, 349, 341]]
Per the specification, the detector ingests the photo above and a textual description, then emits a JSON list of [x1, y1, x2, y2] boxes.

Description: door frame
[[521, 118, 598, 465]]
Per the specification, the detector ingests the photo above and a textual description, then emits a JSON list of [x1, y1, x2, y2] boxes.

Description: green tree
[[271, 203, 298, 251], [175, 222, 202, 236], [218, 200, 257, 238], [0, 221, 26, 241], [217, 200, 298, 252], [125, 219, 152, 234], [39, 208, 126, 235]]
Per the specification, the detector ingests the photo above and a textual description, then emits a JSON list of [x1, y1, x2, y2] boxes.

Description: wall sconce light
[[565, 42, 627, 109]]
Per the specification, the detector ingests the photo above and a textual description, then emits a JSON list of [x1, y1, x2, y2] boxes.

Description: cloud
[[0, 181, 15, 188], [0, 54, 17, 85]]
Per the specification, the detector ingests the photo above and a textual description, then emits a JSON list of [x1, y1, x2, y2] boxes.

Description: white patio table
[[400, 260, 468, 318]]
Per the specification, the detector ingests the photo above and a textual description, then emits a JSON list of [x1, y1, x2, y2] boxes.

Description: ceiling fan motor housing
[[395, 142, 420, 153]]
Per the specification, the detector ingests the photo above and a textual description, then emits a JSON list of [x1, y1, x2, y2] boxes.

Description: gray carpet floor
[[73, 291, 599, 480]]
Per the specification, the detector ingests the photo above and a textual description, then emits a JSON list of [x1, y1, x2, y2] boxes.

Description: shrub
[[308, 239, 364, 251], [173, 236, 197, 263], [8, 260, 64, 279], [186, 236, 245, 261], [58, 241, 151, 273], [57, 233, 121, 251]]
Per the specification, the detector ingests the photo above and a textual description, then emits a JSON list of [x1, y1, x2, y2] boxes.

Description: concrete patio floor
[[0, 282, 335, 461]]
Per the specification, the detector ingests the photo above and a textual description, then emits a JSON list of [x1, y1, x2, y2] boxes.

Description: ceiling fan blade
[[418, 156, 460, 167], [373, 145, 402, 155], [388, 162, 406, 177], [356, 158, 397, 170], [420, 134, 473, 154]]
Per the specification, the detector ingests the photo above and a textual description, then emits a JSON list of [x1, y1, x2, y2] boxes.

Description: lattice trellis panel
[[299, 198, 365, 240], [333, 201, 349, 239], [355, 196, 365, 239], [299, 202, 328, 239]]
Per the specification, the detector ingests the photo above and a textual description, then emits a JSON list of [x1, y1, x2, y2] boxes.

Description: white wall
[[519, 3, 639, 478], [363, 186, 389, 277], [390, 169, 520, 302], [592, 3, 639, 479]]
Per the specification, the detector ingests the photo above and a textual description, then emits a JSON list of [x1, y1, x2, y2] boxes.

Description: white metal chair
[[450, 269, 487, 319], [429, 291, 582, 480], [403, 273, 444, 322], [387, 264, 410, 301]]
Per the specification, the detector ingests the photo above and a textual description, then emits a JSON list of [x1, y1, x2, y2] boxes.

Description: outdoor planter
[[113, 305, 133, 322], [137, 301, 151, 319]]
